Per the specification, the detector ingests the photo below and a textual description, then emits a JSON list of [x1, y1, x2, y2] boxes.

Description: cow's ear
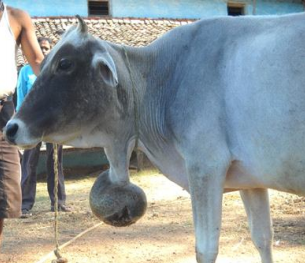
[[92, 52, 118, 88]]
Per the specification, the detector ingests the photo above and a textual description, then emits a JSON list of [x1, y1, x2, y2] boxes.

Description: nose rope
[[52, 143, 68, 263], [123, 46, 139, 151]]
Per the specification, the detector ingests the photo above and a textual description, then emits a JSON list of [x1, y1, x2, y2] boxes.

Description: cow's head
[[5, 16, 148, 227], [5, 16, 124, 149]]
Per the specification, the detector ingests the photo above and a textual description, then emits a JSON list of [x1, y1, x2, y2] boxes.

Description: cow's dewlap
[[89, 170, 147, 227]]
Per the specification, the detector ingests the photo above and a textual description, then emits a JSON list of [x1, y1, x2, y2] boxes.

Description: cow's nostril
[[5, 122, 19, 143]]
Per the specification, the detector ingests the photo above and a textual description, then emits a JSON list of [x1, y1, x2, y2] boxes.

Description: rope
[[35, 222, 104, 263], [123, 46, 140, 151], [52, 143, 68, 263]]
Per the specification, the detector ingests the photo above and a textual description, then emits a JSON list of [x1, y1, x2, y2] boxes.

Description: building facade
[[5, 0, 304, 18]]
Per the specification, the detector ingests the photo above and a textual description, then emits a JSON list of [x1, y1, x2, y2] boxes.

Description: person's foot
[[51, 205, 72, 212], [20, 209, 32, 218]]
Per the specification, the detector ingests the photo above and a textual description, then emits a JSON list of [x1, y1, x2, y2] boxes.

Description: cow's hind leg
[[240, 189, 274, 263]]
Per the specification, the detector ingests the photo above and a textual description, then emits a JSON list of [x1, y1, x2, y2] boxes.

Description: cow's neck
[[107, 43, 177, 170], [104, 39, 183, 186], [115, 44, 175, 145]]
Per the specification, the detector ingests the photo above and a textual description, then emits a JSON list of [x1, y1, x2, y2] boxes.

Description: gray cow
[[5, 14, 305, 263]]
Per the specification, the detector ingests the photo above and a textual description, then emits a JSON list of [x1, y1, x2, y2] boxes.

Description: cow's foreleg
[[240, 189, 274, 263], [187, 161, 228, 263]]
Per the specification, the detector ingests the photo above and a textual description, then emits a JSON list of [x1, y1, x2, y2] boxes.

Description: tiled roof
[[17, 16, 196, 67]]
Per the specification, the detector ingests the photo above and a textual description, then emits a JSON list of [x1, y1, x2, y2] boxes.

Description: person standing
[[17, 37, 71, 218], [0, 1, 44, 247]]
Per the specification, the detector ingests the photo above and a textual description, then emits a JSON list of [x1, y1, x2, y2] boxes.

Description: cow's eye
[[58, 58, 73, 71]]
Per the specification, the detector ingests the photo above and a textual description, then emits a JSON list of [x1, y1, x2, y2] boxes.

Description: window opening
[[88, 0, 109, 16], [227, 4, 245, 16]]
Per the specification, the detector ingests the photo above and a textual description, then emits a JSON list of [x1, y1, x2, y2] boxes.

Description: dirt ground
[[1, 168, 305, 263]]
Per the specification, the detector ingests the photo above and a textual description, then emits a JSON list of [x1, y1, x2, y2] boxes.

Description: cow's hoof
[[89, 170, 147, 227]]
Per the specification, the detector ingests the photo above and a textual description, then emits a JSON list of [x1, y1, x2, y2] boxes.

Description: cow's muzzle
[[4, 121, 19, 145], [3, 119, 39, 149]]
